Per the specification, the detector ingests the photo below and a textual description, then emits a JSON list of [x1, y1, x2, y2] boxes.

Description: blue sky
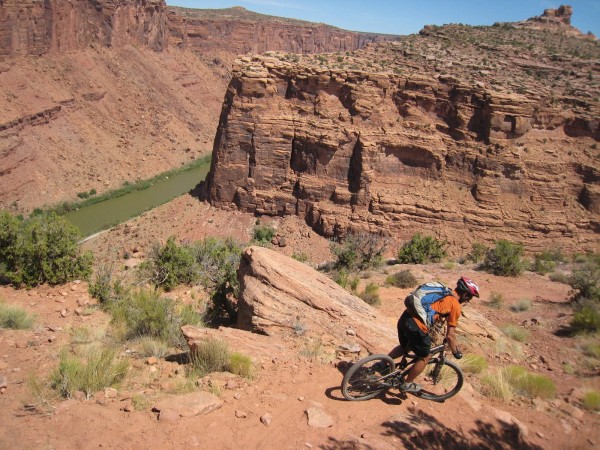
[[168, 1, 600, 37]]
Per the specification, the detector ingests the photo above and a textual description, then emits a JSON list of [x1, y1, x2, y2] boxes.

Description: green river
[[65, 161, 211, 237]]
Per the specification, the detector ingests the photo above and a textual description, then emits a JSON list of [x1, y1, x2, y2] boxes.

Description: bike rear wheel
[[417, 358, 463, 402], [341, 354, 396, 401]]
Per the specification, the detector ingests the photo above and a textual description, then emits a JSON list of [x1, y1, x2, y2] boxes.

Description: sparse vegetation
[[190, 337, 231, 377], [252, 223, 276, 245], [331, 231, 390, 272], [0, 301, 35, 329], [501, 324, 529, 342], [486, 292, 504, 309], [466, 243, 488, 263], [358, 282, 381, 306], [0, 211, 93, 288], [581, 389, 600, 411], [510, 299, 531, 312], [503, 365, 556, 399], [385, 270, 418, 288], [228, 352, 253, 378], [481, 240, 524, 277], [51, 346, 128, 399], [549, 271, 569, 284], [481, 368, 513, 401], [396, 233, 447, 264], [459, 354, 488, 374]]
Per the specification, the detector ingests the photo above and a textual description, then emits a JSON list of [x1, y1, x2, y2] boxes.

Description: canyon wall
[[168, 7, 395, 55], [205, 45, 599, 254], [0, 0, 167, 58]]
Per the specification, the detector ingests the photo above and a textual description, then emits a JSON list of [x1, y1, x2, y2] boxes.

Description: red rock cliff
[[0, 0, 167, 58], [205, 28, 600, 254]]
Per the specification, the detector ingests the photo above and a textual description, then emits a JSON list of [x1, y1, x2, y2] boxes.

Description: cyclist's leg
[[388, 312, 410, 359], [402, 316, 432, 383]]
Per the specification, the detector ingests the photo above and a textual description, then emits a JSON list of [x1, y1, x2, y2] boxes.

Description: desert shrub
[[568, 259, 600, 303], [331, 231, 390, 271], [385, 270, 418, 288], [88, 266, 125, 304], [510, 299, 531, 312], [192, 237, 243, 322], [0, 301, 35, 329], [333, 270, 360, 292], [582, 390, 600, 411], [190, 338, 230, 376], [502, 324, 529, 342], [291, 251, 309, 263], [139, 237, 196, 291], [359, 282, 381, 306], [228, 352, 253, 378], [532, 254, 556, 275], [252, 223, 276, 245], [459, 354, 488, 374], [51, 346, 128, 399], [0, 211, 93, 288], [582, 342, 600, 359], [549, 271, 569, 284], [570, 300, 600, 334], [466, 243, 488, 263], [136, 337, 169, 358], [396, 233, 447, 264], [503, 365, 556, 399], [481, 239, 524, 277], [486, 292, 504, 309], [481, 368, 513, 401], [107, 288, 202, 347]]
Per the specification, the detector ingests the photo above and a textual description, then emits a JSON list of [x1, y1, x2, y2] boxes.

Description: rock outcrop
[[168, 6, 396, 55], [236, 246, 397, 354], [0, 0, 167, 59], [206, 16, 600, 254]]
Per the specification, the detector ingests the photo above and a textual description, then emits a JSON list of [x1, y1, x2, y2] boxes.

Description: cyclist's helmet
[[456, 276, 480, 301]]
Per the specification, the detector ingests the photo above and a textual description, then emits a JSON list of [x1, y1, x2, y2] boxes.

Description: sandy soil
[[1, 199, 599, 450]]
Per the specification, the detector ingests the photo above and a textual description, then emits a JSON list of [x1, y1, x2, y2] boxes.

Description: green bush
[[396, 233, 446, 264], [568, 259, 600, 303], [0, 301, 35, 329], [466, 243, 488, 263], [51, 346, 128, 399], [332, 269, 359, 292], [88, 266, 125, 304], [549, 272, 569, 284], [570, 300, 600, 334], [359, 283, 381, 306], [140, 237, 195, 291], [107, 288, 202, 347], [481, 240, 524, 277], [503, 365, 556, 399], [252, 223, 276, 245], [331, 231, 390, 271], [582, 390, 600, 411], [228, 352, 253, 378], [190, 338, 230, 376], [385, 270, 418, 288], [0, 211, 93, 288]]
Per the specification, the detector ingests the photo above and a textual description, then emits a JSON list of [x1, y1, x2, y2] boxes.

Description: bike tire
[[341, 354, 396, 401], [417, 358, 463, 402]]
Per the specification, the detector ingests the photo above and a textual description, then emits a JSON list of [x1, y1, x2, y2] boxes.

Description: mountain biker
[[388, 276, 480, 393]]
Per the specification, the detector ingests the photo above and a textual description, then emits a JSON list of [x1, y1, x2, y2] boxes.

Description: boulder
[[236, 246, 397, 354]]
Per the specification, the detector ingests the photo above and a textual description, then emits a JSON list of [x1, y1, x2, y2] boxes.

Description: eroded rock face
[[206, 23, 600, 254], [0, 0, 167, 58], [167, 6, 395, 55]]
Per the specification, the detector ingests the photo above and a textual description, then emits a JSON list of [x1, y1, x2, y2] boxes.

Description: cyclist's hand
[[453, 350, 463, 359]]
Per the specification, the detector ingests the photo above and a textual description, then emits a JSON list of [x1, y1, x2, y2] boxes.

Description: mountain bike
[[341, 341, 464, 403]]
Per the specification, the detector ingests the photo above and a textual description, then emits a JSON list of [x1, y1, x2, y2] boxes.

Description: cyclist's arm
[[446, 325, 459, 354]]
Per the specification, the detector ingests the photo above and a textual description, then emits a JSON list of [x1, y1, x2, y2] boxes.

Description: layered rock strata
[[206, 42, 599, 254], [0, 0, 167, 59], [168, 6, 396, 55]]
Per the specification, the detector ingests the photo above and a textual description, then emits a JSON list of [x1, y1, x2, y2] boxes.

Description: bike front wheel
[[341, 354, 396, 401], [417, 358, 463, 402]]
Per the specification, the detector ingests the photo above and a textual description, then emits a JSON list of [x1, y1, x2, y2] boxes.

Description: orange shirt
[[414, 292, 462, 333]]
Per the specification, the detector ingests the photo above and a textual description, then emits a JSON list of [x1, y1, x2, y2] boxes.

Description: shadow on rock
[[382, 407, 542, 450]]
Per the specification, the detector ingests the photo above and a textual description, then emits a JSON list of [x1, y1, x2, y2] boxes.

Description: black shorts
[[397, 311, 431, 358]]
